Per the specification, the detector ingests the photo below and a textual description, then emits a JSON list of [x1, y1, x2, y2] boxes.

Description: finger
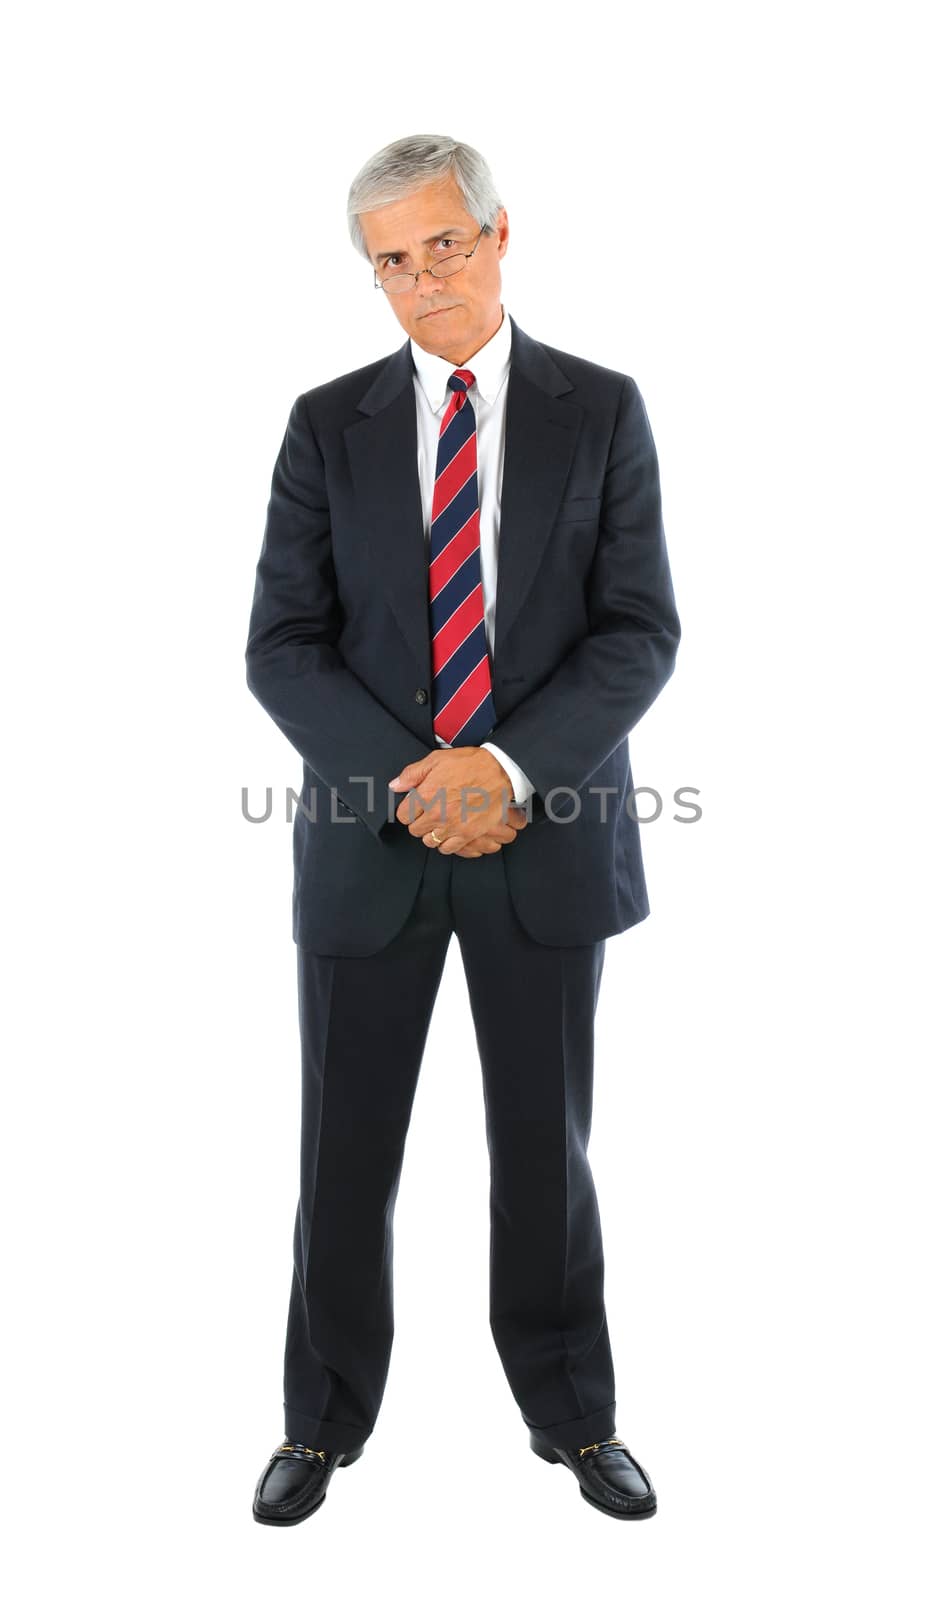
[[408, 801, 452, 837], [395, 793, 425, 824], [455, 837, 501, 857], [478, 823, 517, 844]]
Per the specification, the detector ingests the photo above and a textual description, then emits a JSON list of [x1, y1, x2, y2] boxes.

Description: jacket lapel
[[342, 313, 582, 691]]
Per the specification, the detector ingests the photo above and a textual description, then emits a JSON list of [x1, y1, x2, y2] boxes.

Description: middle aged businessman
[[246, 132, 680, 1526]]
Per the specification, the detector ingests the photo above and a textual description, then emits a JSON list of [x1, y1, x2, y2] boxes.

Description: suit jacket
[[245, 313, 680, 956]]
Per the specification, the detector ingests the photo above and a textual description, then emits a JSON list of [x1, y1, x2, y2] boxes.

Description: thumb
[[389, 753, 439, 790]]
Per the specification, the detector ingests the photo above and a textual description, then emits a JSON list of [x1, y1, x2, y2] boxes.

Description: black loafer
[[530, 1431, 657, 1519], [253, 1437, 365, 1525]]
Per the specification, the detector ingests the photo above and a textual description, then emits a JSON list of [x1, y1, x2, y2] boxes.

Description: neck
[[433, 304, 504, 366]]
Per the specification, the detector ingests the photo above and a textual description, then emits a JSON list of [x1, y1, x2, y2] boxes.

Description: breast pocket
[[553, 495, 602, 525]]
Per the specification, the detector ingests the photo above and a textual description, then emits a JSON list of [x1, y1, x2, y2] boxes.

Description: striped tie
[[429, 368, 495, 746]]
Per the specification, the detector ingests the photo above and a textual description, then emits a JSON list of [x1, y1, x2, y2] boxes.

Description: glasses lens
[[378, 250, 467, 292], [432, 254, 466, 278], [382, 272, 416, 294]]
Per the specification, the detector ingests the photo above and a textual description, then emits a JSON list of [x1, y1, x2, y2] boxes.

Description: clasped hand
[[388, 748, 528, 857]]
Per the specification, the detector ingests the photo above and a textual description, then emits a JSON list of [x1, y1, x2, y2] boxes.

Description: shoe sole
[[530, 1434, 657, 1519], [253, 1444, 365, 1525]]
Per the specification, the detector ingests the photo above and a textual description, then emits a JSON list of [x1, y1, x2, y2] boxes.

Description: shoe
[[253, 1437, 365, 1525], [529, 1431, 657, 1519]]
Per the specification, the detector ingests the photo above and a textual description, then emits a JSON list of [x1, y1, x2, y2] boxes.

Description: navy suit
[[246, 314, 680, 956], [245, 313, 680, 1454]]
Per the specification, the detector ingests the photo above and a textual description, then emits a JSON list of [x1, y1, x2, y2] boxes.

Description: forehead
[[360, 173, 472, 253]]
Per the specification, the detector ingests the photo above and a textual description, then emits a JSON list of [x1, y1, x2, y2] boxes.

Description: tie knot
[[448, 368, 476, 394]]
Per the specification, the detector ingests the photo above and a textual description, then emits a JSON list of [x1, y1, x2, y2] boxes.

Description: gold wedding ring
[[430, 828, 443, 845]]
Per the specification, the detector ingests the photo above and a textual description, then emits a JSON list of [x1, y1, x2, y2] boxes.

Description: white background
[[3, 1, 932, 1594]]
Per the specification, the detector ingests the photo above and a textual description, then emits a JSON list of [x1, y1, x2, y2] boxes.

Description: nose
[[415, 272, 446, 301]]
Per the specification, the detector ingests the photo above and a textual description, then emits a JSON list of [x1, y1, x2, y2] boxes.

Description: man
[[245, 133, 680, 1525]]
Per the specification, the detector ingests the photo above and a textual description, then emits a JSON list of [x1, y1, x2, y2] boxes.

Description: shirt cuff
[[481, 741, 536, 806]]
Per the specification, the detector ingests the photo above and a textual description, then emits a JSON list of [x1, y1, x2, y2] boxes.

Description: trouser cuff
[[283, 1404, 371, 1454], [524, 1403, 617, 1452]]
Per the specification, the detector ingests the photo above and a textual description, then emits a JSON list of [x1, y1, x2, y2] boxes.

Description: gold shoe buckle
[[578, 1435, 624, 1457], [277, 1441, 327, 1462]]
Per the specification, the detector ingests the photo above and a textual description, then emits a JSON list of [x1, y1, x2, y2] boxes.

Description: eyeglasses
[[373, 227, 488, 295]]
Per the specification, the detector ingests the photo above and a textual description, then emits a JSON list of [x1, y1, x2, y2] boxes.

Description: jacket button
[[415, 688, 428, 705]]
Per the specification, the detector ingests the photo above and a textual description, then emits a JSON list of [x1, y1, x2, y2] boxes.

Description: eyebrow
[[373, 228, 467, 265]]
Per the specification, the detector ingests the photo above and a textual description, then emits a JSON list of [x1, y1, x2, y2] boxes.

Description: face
[[358, 171, 509, 364]]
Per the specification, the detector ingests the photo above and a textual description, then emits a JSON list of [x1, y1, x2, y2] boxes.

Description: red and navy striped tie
[[429, 368, 496, 745]]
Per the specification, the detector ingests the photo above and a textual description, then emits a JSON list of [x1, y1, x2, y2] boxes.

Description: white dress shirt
[[409, 303, 535, 807]]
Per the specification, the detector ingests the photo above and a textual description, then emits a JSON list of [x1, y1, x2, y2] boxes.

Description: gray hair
[[347, 134, 503, 262]]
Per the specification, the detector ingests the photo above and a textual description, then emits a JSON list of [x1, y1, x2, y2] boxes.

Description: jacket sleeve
[[245, 393, 429, 841], [487, 376, 680, 820]]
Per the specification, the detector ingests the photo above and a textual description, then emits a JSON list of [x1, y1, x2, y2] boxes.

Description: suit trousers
[[282, 839, 617, 1454]]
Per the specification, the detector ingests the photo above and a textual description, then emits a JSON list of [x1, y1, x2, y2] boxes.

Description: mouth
[[422, 306, 456, 318]]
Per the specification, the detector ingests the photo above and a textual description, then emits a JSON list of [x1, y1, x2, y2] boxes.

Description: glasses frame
[[373, 226, 489, 294]]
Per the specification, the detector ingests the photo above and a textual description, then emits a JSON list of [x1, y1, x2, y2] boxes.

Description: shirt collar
[[409, 303, 512, 412]]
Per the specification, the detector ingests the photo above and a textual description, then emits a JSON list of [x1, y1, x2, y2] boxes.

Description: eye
[[435, 237, 457, 252], [384, 254, 405, 269]]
